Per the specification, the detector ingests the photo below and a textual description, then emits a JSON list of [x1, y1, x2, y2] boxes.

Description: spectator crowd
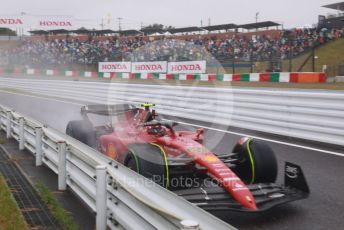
[[0, 27, 343, 67]]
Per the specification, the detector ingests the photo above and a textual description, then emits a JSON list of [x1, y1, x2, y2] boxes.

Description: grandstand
[[0, 8, 343, 76], [2, 26, 341, 69], [319, 2, 344, 29]]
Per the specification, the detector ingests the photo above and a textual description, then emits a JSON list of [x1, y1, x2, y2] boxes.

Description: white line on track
[[1, 89, 343, 157], [0, 89, 85, 106], [173, 120, 344, 158]]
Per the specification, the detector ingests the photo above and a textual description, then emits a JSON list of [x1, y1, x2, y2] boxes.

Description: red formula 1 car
[[66, 103, 309, 212]]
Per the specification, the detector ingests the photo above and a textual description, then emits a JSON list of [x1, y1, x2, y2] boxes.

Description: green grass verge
[[0, 137, 5, 144], [36, 181, 79, 230], [0, 175, 28, 230], [282, 38, 344, 75]]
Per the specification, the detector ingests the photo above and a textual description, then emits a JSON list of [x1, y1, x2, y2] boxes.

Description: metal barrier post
[[35, 127, 43, 166], [58, 141, 67, 190], [96, 165, 107, 230], [6, 111, 11, 139], [180, 220, 200, 230], [19, 117, 25, 150]]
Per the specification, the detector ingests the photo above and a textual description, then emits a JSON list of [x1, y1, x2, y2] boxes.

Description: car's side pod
[[284, 162, 310, 194]]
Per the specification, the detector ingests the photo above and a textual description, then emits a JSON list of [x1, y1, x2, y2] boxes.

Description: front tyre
[[232, 138, 277, 184]]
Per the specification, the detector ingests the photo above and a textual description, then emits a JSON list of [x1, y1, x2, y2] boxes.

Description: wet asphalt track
[[1, 90, 344, 230]]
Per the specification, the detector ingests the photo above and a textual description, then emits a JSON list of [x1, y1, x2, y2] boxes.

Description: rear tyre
[[124, 144, 169, 188], [232, 138, 277, 184], [66, 120, 96, 148], [125, 153, 140, 173]]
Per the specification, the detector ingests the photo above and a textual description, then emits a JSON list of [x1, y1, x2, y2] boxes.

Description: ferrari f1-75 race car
[[66, 103, 309, 212]]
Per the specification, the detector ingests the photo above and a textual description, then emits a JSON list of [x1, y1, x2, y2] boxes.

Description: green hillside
[[283, 38, 344, 76], [213, 38, 344, 76]]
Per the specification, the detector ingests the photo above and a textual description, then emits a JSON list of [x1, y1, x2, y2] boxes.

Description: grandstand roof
[[117, 29, 141, 36], [239, 21, 280, 30], [94, 29, 116, 35], [168, 26, 204, 34], [29, 30, 49, 35], [27, 20, 281, 36], [202, 23, 237, 31], [71, 28, 92, 34], [48, 29, 69, 34], [140, 28, 165, 35], [323, 2, 344, 11]]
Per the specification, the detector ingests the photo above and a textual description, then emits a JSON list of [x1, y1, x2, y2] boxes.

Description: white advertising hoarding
[[168, 61, 207, 74], [34, 15, 75, 30], [132, 62, 167, 73], [0, 15, 76, 30], [99, 62, 132, 73], [99, 61, 207, 73], [0, 17, 25, 26]]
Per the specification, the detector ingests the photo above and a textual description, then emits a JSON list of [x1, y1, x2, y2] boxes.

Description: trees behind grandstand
[[0, 28, 16, 36], [142, 23, 175, 30]]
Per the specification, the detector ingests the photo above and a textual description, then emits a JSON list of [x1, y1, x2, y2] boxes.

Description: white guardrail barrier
[[0, 77, 344, 146], [0, 104, 235, 230]]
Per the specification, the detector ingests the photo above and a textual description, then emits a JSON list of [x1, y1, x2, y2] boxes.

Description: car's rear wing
[[81, 104, 137, 116]]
